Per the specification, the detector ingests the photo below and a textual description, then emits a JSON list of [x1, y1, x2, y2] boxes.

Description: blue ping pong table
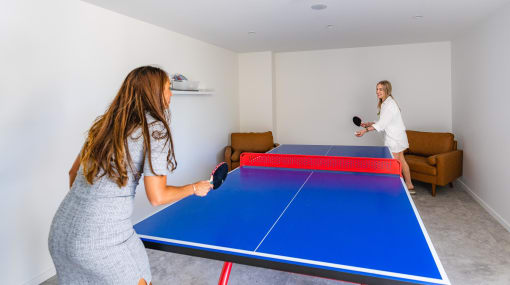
[[134, 144, 450, 285]]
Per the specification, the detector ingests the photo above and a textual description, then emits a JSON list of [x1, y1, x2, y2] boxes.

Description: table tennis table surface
[[134, 144, 450, 285]]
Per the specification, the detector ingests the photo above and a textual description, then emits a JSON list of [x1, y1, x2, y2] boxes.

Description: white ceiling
[[82, 0, 509, 52]]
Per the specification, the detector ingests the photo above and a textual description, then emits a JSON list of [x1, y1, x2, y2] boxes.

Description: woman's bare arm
[[355, 125, 376, 137], [144, 175, 212, 206], [361, 121, 375, 128], [69, 154, 80, 188]]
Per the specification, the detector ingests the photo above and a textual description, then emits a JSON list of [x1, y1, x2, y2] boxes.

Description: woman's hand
[[192, 180, 213, 197], [355, 129, 368, 137], [360, 122, 374, 128]]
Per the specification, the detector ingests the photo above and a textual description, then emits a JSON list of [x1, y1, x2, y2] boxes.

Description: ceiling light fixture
[[248, 31, 256, 36], [311, 4, 327, 10], [326, 25, 334, 29], [413, 15, 423, 19]]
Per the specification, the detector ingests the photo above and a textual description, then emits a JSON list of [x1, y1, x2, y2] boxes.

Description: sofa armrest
[[224, 146, 232, 171], [427, 155, 437, 165], [436, 150, 463, 185]]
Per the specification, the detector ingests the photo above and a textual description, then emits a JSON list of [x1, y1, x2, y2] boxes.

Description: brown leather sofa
[[224, 131, 279, 171], [404, 130, 463, 196]]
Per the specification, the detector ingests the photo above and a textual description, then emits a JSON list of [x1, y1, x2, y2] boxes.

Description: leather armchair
[[404, 130, 463, 196], [225, 131, 279, 171]]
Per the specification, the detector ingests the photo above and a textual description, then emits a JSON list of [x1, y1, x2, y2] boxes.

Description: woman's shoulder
[[130, 113, 168, 139], [146, 113, 169, 137], [383, 97, 398, 109]]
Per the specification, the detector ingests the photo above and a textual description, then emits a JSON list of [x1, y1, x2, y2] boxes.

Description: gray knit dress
[[48, 117, 171, 284]]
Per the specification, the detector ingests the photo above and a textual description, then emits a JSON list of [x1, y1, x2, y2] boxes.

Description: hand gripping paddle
[[209, 162, 228, 189]]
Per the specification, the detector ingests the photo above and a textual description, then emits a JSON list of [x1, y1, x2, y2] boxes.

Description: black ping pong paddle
[[353, 116, 362, 127], [209, 162, 228, 189]]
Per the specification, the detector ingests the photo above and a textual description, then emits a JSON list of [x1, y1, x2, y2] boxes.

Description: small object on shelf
[[171, 73, 188, 81], [171, 80, 200, 91], [170, 73, 199, 91], [172, 89, 214, 95]]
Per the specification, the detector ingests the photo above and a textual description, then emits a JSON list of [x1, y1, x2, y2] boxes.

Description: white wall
[[238, 52, 274, 133], [451, 3, 510, 231], [0, 0, 238, 284], [273, 42, 452, 145], [4, 0, 509, 283]]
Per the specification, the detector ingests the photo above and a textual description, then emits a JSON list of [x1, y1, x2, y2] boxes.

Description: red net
[[240, 153, 402, 176]]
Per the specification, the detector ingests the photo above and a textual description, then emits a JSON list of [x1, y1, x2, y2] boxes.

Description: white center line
[[325, 145, 333, 156], [254, 171, 314, 252]]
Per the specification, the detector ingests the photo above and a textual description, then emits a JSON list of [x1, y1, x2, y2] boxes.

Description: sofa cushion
[[406, 130, 454, 156], [405, 154, 437, 176], [231, 152, 242, 162], [231, 131, 274, 162]]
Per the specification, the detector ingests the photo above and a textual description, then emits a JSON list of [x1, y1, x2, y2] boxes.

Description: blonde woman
[[48, 66, 213, 284], [355, 80, 415, 194]]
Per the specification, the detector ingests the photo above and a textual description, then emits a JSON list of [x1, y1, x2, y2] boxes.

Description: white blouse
[[372, 96, 409, 153]]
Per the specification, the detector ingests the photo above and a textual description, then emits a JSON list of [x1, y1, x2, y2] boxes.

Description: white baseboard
[[458, 179, 510, 233], [23, 266, 55, 285]]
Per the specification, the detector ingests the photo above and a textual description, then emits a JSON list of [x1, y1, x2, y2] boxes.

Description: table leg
[[218, 262, 233, 285]]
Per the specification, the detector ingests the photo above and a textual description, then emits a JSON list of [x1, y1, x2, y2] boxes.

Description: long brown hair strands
[[80, 66, 177, 187]]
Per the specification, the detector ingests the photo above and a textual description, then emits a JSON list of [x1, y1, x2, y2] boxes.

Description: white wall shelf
[[171, 89, 214, 95]]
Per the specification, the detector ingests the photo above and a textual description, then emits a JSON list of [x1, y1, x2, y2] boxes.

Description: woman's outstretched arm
[[144, 175, 212, 206], [69, 153, 80, 188]]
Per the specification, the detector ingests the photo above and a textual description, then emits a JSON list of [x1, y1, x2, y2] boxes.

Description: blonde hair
[[377, 80, 399, 115]]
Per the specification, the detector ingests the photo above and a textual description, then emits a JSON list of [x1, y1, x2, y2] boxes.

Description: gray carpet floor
[[42, 181, 510, 284]]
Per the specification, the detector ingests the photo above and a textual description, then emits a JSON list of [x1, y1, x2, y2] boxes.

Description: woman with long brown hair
[[355, 80, 415, 194], [48, 66, 212, 284]]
